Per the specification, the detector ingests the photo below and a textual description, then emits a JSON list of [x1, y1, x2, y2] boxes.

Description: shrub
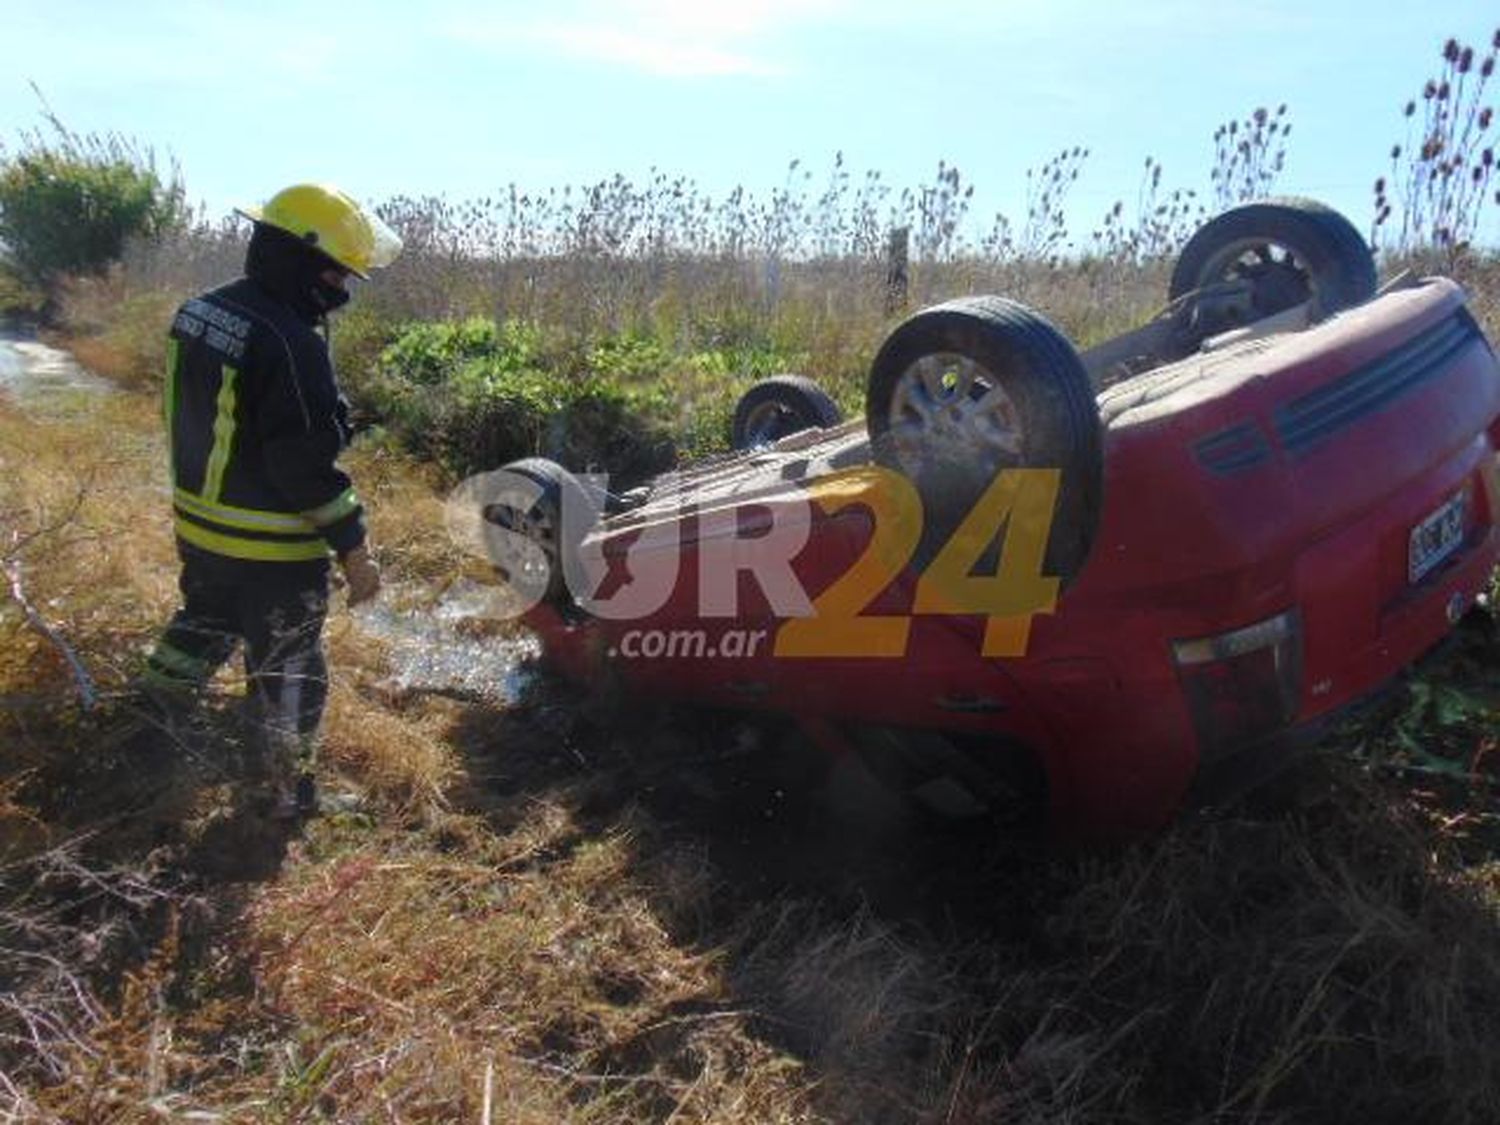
[[359, 316, 825, 475], [364, 318, 674, 480], [0, 109, 184, 299], [329, 302, 402, 396], [585, 332, 673, 381], [376, 317, 532, 387], [0, 262, 45, 323]]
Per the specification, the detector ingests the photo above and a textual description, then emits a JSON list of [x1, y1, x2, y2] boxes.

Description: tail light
[[1172, 610, 1303, 760]]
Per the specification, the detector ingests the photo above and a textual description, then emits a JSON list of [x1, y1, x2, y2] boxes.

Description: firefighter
[[141, 183, 402, 818]]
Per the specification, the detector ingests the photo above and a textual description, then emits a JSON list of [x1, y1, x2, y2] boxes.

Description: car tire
[[865, 296, 1102, 582], [481, 457, 594, 606], [1169, 197, 1377, 326], [731, 375, 843, 450]]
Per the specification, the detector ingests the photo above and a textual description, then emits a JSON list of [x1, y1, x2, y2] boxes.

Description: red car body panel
[[521, 279, 1500, 841]]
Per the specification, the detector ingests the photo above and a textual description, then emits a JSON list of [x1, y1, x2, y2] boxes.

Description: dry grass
[[0, 391, 176, 695], [235, 821, 813, 1122], [46, 272, 180, 393], [55, 228, 1180, 484], [342, 442, 471, 586], [0, 361, 825, 1121]]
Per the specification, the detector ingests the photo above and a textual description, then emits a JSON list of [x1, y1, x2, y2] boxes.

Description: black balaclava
[[244, 222, 350, 323]]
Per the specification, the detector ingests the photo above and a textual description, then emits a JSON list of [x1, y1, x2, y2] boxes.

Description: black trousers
[[145, 547, 330, 768]]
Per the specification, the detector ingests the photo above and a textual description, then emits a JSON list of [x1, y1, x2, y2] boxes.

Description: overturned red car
[[479, 199, 1500, 842]]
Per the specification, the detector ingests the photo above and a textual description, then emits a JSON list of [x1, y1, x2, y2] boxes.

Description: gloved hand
[[339, 544, 381, 606]]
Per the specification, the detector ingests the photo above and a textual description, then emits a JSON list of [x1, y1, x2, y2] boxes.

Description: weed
[[362, 318, 675, 478], [1375, 29, 1500, 261], [1093, 156, 1206, 265], [1210, 104, 1293, 209], [1021, 147, 1090, 264]]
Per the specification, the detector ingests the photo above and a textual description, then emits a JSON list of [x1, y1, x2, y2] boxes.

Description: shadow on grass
[[446, 678, 1050, 928], [0, 694, 301, 1096], [438, 632, 1500, 1124]]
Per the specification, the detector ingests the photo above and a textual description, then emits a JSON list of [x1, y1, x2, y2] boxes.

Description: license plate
[[1408, 490, 1466, 584]]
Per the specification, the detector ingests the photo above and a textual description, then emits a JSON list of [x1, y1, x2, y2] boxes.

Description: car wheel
[[1169, 197, 1377, 329], [732, 375, 843, 450], [481, 457, 593, 606], [865, 296, 1102, 581]]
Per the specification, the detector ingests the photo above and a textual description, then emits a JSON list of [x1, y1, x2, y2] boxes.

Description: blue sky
[[3, 0, 1499, 249]]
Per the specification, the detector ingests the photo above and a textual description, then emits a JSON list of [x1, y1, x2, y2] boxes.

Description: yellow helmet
[[236, 183, 401, 278]]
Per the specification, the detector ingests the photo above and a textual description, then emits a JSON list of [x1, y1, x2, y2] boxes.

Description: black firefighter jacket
[[165, 278, 366, 569]]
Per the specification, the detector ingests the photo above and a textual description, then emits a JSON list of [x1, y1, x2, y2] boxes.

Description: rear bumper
[[1184, 613, 1486, 810], [1184, 692, 1353, 810]]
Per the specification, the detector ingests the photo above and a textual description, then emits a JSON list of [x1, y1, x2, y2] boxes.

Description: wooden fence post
[[884, 226, 909, 315]]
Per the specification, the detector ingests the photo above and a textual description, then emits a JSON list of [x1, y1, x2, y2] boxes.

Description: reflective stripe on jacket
[[165, 278, 366, 564]]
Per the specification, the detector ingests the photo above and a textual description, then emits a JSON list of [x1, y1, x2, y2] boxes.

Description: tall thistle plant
[[1374, 31, 1500, 261], [1210, 105, 1292, 209]]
